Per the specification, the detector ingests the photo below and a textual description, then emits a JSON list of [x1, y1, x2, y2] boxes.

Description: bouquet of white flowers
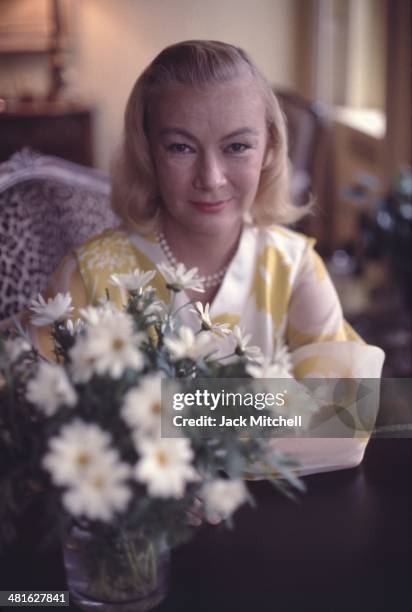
[[0, 263, 307, 611]]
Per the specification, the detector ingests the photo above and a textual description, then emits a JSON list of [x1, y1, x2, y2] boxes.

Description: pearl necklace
[[156, 231, 228, 289]]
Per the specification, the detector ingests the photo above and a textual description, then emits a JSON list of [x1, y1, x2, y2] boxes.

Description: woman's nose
[[192, 152, 227, 191]]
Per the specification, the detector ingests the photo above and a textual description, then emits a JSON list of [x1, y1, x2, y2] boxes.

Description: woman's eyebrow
[[159, 127, 260, 141], [222, 128, 260, 139], [159, 128, 197, 141]]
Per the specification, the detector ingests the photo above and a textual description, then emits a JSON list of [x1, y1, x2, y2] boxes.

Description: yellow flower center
[[76, 452, 92, 467], [92, 475, 105, 489], [156, 451, 168, 466], [151, 402, 161, 415], [112, 337, 125, 352]]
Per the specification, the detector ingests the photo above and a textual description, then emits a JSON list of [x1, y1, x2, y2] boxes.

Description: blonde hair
[[111, 40, 310, 232]]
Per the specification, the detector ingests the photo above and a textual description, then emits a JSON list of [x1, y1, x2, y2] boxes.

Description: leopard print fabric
[[0, 152, 118, 320]]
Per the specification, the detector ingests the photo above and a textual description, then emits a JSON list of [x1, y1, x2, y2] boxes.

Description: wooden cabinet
[[0, 101, 94, 166]]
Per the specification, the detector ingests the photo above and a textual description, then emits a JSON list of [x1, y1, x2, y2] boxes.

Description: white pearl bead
[[156, 231, 227, 289]]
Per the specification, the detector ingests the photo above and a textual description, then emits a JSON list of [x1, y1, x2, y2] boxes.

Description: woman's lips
[[189, 199, 232, 213]]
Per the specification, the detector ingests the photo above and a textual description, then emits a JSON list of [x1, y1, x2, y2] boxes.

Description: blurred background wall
[[0, 0, 298, 170]]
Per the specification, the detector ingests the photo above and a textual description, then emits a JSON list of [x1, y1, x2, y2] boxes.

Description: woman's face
[[147, 75, 268, 239]]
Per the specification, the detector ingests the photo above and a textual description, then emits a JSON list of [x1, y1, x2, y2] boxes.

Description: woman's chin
[[190, 215, 243, 239], [164, 209, 242, 239]]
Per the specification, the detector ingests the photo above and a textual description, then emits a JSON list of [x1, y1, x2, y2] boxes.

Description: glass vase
[[63, 522, 170, 611]]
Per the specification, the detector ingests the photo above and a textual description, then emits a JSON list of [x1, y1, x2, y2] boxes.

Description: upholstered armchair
[[0, 149, 118, 325], [274, 89, 329, 248], [275, 89, 327, 208]]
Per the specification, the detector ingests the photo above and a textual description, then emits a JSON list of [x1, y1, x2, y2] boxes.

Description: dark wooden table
[[2, 438, 411, 612], [0, 101, 94, 167]]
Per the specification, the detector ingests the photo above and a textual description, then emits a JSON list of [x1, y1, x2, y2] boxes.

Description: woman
[[31, 40, 384, 476]]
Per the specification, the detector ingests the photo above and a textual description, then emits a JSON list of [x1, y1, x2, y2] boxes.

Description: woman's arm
[[268, 243, 385, 476], [286, 245, 350, 354]]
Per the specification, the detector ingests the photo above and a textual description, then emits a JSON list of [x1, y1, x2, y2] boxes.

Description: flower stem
[[171, 298, 197, 318], [167, 292, 176, 316], [215, 352, 236, 360]]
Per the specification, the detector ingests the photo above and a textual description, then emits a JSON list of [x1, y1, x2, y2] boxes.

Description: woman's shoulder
[[73, 227, 143, 280], [72, 227, 160, 306], [259, 224, 315, 248], [75, 226, 131, 256], [76, 226, 157, 255]]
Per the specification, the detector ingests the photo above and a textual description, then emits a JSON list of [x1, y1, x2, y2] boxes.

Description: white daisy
[[42, 420, 115, 486], [201, 479, 247, 517], [78, 305, 102, 326], [62, 459, 132, 522], [157, 262, 205, 293], [163, 326, 214, 361], [96, 293, 122, 310], [141, 299, 165, 322], [134, 437, 198, 498], [232, 326, 262, 360], [68, 336, 98, 384], [71, 311, 144, 379], [30, 293, 74, 326], [79, 303, 118, 326], [26, 362, 77, 416], [246, 357, 293, 379], [65, 319, 84, 336], [190, 302, 231, 336], [4, 337, 31, 362], [121, 373, 163, 436], [129, 287, 165, 321], [109, 269, 156, 292], [273, 335, 293, 373]]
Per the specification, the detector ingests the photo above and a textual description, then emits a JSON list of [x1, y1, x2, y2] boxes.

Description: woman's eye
[[166, 143, 193, 154], [226, 143, 251, 154]]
